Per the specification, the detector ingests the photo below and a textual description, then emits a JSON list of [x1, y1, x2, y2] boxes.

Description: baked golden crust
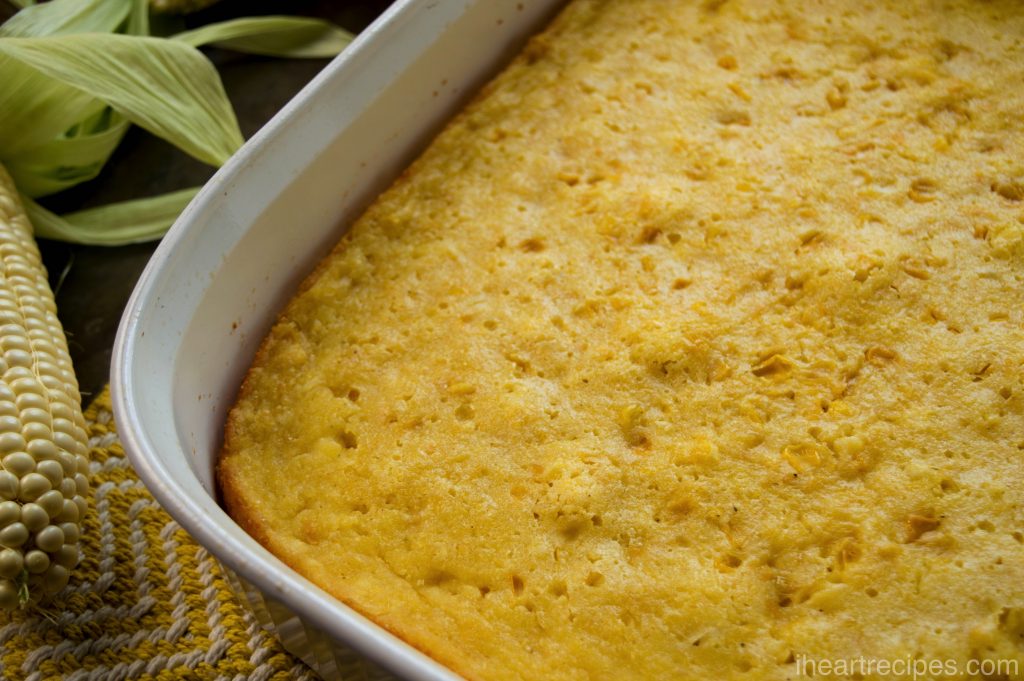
[[221, 1, 1024, 679]]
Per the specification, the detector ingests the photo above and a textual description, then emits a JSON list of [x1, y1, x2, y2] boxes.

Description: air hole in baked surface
[[519, 238, 545, 252], [638, 226, 661, 244], [717, 109, 751, 126], [992, 180, 1024, 201]]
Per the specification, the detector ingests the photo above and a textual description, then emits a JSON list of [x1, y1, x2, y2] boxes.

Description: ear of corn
[[0, 164, 88, 611]]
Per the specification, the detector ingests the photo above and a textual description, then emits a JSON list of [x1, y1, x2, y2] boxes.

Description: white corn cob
[[0, 165, 89, 611]]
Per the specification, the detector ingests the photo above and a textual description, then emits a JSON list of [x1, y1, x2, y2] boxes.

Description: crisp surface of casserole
[[220, 1, 1024, 678]]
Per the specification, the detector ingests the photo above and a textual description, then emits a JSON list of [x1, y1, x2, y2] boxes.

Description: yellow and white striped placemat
[[0, 387, 311, 681]]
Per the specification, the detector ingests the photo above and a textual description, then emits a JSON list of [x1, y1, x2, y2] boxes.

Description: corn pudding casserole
[[220, 1, 1024, 678]]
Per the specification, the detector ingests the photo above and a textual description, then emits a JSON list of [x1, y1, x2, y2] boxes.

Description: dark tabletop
[[35, 0, 394, 400]]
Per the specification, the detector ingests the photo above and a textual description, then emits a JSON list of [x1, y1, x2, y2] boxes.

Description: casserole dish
[[111, 1, 563, 678]]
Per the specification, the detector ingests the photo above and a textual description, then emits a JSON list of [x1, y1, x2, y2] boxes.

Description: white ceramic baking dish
[[111, 1, 564, 678]]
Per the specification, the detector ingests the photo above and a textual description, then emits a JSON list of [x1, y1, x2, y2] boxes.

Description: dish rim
[[108, 0, 511, 677]]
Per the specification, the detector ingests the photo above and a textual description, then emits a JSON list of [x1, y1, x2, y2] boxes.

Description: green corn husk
[[150, 0, 220, 14], [0, 0, 352, 245]]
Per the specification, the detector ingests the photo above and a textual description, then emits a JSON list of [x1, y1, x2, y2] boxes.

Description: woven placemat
[[0, 387, 313, 681]]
